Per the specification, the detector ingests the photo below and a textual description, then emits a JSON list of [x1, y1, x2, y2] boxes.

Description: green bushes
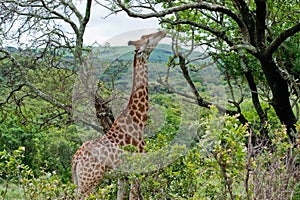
[[0, 110, 80, 182], [94, 107, 300, 199], [0, 147, 76, 199], [1, 105, 299, 199]]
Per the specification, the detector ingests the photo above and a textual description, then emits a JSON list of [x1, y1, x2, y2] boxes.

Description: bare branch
[[0, 49, 71, 112], [82, 0, 92, 29], [0, 84, 25, 106], [25, 81, 70, 111], [156, 76, 198, 101], [178, 54, 210, 109], [39, 0, 79, 34]]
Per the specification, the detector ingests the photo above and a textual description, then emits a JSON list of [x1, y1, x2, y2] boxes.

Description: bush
[[115, 108, 300, 199], [1, 107, 299, 199], [0, 147, 76, 199]]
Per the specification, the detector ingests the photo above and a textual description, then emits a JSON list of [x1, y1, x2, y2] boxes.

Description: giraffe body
[[72, 31, 166, 199]]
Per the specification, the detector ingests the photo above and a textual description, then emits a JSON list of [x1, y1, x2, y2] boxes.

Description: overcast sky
[[82, 3, 161, 46]]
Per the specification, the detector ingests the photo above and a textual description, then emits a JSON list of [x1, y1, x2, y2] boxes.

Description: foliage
[[0, 108, 81, 182], [1, 1, 300, 199], [0, 147, 76, 199], [141, 110, 299, 199], [0, 101, 299, 199], [21, 170, 76, 200], [108, 0, 300, 142], [86, 107, 300, 199]]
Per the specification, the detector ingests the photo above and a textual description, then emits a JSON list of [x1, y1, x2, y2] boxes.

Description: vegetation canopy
[[0, 0, 300, 199]]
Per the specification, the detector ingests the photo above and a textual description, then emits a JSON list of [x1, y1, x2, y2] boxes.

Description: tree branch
[[0, 84, 25, 106], [161, 19, 234, 47], [230, 44, 257, 53], [1, 49, 71, 112], [39, 0, 79, 34], [25, 81, 70, 111], [232, 0, 255, 43], [116, 1, 247, 32], [176, 53, 249, 125], [178, 54, 210, 109], [255, 0, 267, 49], [266, 22, 300, 56], [82, 0, 92, 29]]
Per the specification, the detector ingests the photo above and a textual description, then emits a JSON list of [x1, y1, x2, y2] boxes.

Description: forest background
[[0, 0, 300, 199]]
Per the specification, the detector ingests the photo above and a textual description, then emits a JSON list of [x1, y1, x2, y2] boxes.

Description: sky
[[4, 2, 161, 48], [82, 3, 162, 46]]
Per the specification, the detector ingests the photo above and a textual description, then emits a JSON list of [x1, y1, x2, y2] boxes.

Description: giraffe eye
[[137, 49, 144, 57]]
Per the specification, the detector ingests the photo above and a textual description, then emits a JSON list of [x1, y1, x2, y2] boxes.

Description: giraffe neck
[[127, 53, 149, 129], [131, 53, 149, 94], [105, 52, 149, 151]]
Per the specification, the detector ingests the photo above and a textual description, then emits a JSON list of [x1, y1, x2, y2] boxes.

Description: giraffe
[[72, 30, 166, 199]]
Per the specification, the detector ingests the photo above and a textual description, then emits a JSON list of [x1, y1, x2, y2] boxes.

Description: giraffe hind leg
[[74, 163, 105, 199]]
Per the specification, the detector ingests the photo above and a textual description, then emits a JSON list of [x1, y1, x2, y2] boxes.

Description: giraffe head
[[128, 30, 166, 57]]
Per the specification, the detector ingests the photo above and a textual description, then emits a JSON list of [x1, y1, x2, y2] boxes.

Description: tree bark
[[95, 94, 115, 133], [258, 54, 297, 142]]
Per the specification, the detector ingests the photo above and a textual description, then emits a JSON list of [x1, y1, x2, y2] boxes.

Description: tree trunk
[[95, 94, 115, 133], [258, 54, 297, 142], [244, 69, 270, 144]]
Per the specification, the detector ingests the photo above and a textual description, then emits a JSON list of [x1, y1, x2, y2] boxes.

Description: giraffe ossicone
[[72, 30, 166, 199]]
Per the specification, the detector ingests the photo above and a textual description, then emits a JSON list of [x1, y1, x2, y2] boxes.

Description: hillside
[[95, 43, 207, 64], [92, 43, 227, 111], [3, 44, 222, 98], [94, 43, 173, 63]]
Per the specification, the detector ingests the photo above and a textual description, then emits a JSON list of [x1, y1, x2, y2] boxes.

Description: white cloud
[[83, 4, 160, 46]]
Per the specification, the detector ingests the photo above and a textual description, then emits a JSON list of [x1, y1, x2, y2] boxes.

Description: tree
[[0, 0, 114, 133], [106, 0, 300, 143]]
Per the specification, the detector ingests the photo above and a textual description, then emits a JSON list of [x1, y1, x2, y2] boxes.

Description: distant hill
[[94, 43, 209, 64], [3, 43, 206, 65], [94, 43, 174, 63], [94, 43, 222, 97], [2, 44, 225, 104]]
